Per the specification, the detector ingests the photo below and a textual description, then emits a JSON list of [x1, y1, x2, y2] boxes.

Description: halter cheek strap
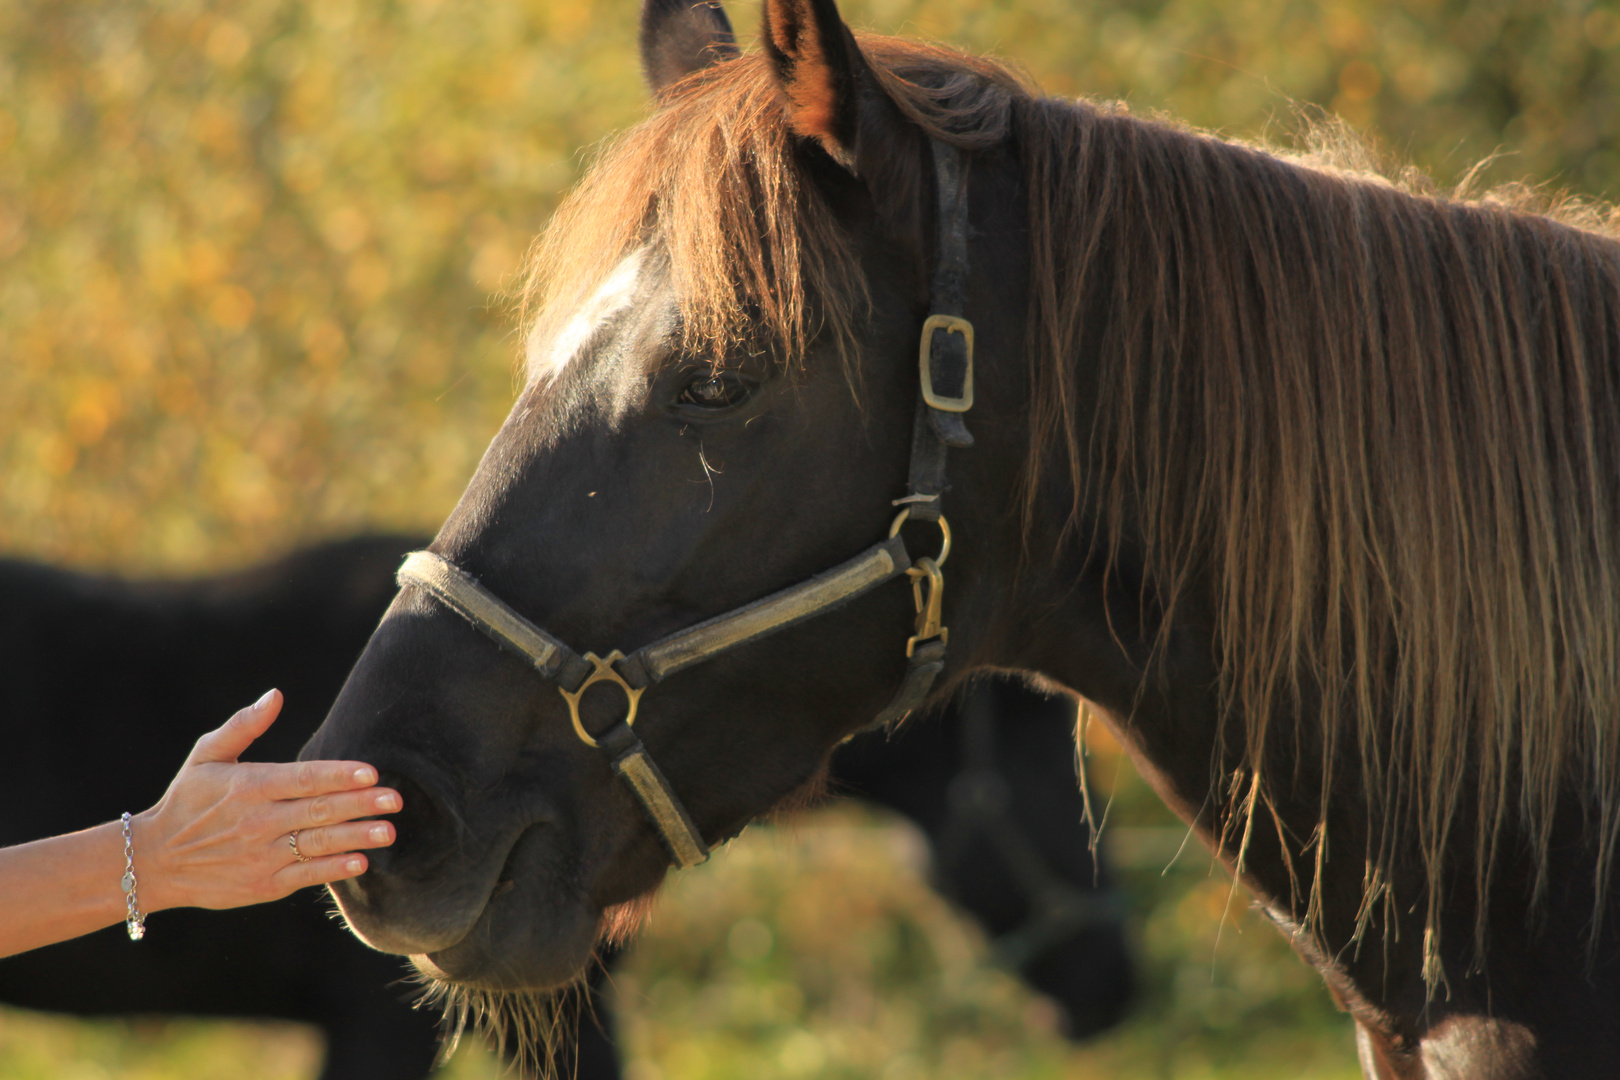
[[394, 138, 975, 870]]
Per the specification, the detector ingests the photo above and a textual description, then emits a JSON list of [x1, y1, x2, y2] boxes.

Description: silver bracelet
[[120, 812, 146, 941]]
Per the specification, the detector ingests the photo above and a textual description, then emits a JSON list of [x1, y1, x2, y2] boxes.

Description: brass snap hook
[[889, 509, 952, 567], [905, 556, 948, 656], [558, 650, 644, 749]]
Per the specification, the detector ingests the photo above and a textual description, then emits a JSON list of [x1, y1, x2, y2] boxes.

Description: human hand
[[131, 689, 402, 912]]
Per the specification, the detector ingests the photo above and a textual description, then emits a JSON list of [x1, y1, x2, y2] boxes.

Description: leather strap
[[869, 638, 948, 727], [881, 140, 975, 717], [618, 535, 911, 687], [594, 719, 709, 868], [903, 140, 975, 525], [397, 552, 595, 691]]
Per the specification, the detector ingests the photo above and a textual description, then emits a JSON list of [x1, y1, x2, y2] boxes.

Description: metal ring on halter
[[288, 831, 311, 863], [558, 650, 645, 749], [889, 508, 952, 569]]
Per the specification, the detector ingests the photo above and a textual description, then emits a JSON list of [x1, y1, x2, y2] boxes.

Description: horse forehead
[[525, 248, 669, 385]]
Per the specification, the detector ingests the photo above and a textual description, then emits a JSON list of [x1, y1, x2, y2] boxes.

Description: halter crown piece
[[397, 140, 975, 869]]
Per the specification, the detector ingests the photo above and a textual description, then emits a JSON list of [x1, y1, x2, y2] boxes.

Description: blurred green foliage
[[2, 0, 1615, 1075]]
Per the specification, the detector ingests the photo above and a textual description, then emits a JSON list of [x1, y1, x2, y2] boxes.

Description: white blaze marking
[[526, 248, 648, 384]]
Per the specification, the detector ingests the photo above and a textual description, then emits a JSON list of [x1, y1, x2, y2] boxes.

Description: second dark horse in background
[[0, 536, 1132, 1079]]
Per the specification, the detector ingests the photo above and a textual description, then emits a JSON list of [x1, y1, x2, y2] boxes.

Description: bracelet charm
[[120, 812, 145, 941]]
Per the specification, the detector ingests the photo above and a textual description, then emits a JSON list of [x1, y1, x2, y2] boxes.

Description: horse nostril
[[367, 770, 447, 873]]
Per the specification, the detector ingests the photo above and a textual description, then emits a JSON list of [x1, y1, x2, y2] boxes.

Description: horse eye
[[679, 374, 747, 409]]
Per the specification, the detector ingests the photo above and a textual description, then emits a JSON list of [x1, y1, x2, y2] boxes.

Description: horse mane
[[1026, 97, 1620, 984], [518, 34, 1620, 986]]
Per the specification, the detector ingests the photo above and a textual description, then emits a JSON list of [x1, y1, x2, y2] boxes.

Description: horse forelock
[[518, 50, 856, 382], [515, 24, 1620, 986], [515, 36, 1027, 385]]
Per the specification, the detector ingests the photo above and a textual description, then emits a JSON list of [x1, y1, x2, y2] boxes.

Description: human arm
[[0, 689, 401, 958]]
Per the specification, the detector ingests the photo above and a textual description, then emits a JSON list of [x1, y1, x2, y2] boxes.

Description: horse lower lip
[[411, 954, 452, 981]]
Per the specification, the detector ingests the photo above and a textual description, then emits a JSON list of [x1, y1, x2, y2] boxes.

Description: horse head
[[301, 0, 1052, 993]]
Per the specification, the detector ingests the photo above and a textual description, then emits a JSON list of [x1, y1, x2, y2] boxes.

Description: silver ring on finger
[[288, 830, 312, 863]]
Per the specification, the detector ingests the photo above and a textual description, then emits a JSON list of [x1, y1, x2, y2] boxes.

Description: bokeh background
[[3, 0, 1617, 1075]]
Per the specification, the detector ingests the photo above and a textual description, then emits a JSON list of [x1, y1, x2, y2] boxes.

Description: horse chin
[[411, 892, 601, 992], [323, 816, 603, 989]]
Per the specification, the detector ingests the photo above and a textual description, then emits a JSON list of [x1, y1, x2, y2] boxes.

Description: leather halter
[[396, 139, 976, 869]]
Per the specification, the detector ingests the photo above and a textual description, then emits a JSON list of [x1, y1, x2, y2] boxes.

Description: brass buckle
[[889, 509, 952, 567], [558, 650, 644, 749], [918, 314, 974, 413], [906, 557, 947, 656]]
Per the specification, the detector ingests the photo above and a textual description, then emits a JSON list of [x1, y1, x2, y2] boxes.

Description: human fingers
[[274, 787, 403, 833], [190, 689, 282, 765], [255, 758, 383, 802], [284, 820, 395, 863], [269, 851, 371, 898]]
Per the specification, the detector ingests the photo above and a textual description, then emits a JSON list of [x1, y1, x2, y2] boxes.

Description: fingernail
[[254, 689, 276, 710], [352, 767, 376, 786], [369, 824, 390, 843], [346, 857, 365, 873], [375, 792, 401, 811]]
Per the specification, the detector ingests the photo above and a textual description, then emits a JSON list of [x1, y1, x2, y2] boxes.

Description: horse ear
[[640, 0, 739, 97], [761, 0, 865, 165]]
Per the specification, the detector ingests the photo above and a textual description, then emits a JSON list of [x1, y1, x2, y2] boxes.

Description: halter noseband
[[396, 139, 976, 869]]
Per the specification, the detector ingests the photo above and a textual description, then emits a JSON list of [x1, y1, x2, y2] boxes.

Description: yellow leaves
[[465, 212, 520, 291], [157, 374, 201, 418], [468, 237, 516, 291], [278, 146, 326, 193], [0, 204, 27, 261], [204, 19, 253, 69], [184, 241, 227, 290], [190, 101, 243, 158], [413, 138, 459, 184], [66, 381, 123, 447], [1323, 7, 1370, 53], [5, 0, 1618, 580], [208, 284, 257, 332], [1337, 60, 1382, 104], [343, 251, 392, 304], [281, 64, 338, 133], [216, 180, 268, 232], [301, 317, 349, 369], [543, 1, 593, 46], [37, 434, 79, 479], [1588, 9, 1620, 50], [320, 206, 371, 253], [208, 442, 285, 528], [1332, 58, 1383, 125]]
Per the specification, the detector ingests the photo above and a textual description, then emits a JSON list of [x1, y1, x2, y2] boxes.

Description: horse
[[0, 536, 1129, 1076], [298, 0, 1620, 1071]]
